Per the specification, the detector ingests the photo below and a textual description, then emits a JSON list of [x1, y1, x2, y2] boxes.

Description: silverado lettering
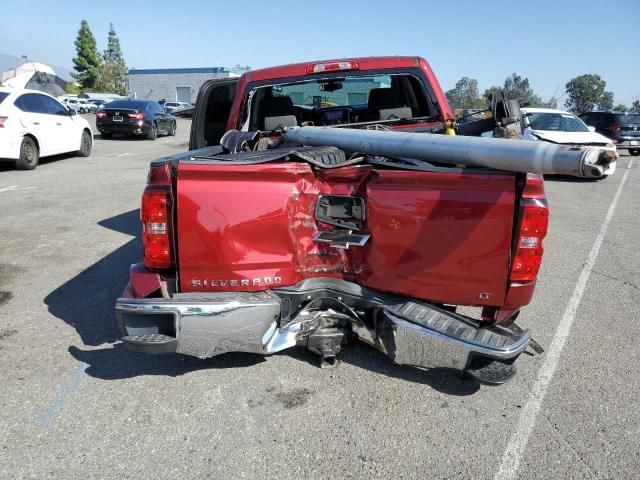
[[192, 277, 283, 288]]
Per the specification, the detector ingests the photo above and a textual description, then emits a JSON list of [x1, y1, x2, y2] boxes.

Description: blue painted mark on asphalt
[[35, 362, 89, 427]]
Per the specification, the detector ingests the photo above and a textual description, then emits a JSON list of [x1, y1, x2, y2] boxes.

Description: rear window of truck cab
[[616, 113, 640, 126], [246, 72, 435, 131]]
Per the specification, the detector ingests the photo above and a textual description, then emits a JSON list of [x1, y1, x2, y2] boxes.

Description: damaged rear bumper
[[115, 279, 532, 385]]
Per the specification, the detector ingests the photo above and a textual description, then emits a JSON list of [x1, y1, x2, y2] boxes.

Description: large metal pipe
[[283, 126, 617, 178]]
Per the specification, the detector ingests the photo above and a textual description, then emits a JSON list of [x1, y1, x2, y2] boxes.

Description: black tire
[[101, 132, 112, 139], [79, 107, 85, 114], [146, 122, 157, 140], [629, 149, 640, 156], [15, 136, 39, 170], [77, 130, 92, 157], [169, 122, 176, 136]]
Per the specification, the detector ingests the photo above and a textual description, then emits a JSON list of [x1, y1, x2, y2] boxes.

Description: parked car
[[63, 98, 97, 114], [521, 107, 617, 176], [0, 87, 93, 170], [95, 99, 176, 140], [163, 101, 192, 113], [579, 111, 640, 156]]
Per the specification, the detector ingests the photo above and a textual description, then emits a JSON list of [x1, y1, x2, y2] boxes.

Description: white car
[[163, 101, 192, 113], [521, 107, 617, 177], [64, 98, 97, 113], [0, 87, 93, 170]]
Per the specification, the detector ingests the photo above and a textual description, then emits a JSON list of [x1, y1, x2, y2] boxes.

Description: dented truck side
[[115, 56, 554, 385]]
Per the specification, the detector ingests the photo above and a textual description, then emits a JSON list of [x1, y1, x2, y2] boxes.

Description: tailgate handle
[[315, 195, 365, 230]]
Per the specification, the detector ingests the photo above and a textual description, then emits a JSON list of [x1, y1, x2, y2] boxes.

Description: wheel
[[79, 107, 85, 114], [146, 122, 157, 140], [15, 136, 39, 170], [169, 122, 176, 136], [77, 130, 92, 157], [100, 132, 112, 139], [629, 149, 640, 156]]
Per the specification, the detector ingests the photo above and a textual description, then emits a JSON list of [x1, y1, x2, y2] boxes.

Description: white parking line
[[35, 362, 89, 427], [494, 158, 634, 480], [0, 185, 37, 193]]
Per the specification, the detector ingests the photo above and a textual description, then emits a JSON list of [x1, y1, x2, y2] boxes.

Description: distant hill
[[0, 53, 75, 82]]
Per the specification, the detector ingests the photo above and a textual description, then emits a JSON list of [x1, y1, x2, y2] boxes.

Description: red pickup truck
[[115, 56, 549, 385]]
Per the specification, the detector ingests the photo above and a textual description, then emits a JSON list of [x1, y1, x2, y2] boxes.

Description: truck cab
[[189, 57, 452, 149]]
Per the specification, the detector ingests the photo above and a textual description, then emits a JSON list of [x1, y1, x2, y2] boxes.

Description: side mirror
[[587, 126, 595, 132], [68, 108, 77, 116]]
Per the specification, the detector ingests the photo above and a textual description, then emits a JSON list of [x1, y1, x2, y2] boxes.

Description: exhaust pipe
[[283, 126, 617, 178]]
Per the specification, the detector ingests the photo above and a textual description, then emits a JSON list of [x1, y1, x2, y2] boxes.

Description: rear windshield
[[525, 112, 588, 132], [248, 72, 433, 129], [615, 113, 640, 126], [106, 100, 149, 109], [0, 92, 9, 104]]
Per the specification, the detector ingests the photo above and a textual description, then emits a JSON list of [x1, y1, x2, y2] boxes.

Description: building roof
[[128, 67, 226, 75]]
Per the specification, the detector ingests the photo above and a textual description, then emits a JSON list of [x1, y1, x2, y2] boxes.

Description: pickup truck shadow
[[286, 343, 480, 396], [68, 344, 265, 379], [45, 209, 142, 347], [69, 342, 478, 395]]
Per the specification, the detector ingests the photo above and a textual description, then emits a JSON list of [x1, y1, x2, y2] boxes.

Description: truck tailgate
[[176, 162, 516, 307]]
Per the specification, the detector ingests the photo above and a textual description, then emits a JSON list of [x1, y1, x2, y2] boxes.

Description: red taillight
[[96, 111, 107, 119], [141, 161, 174, 269], [305, 60, 359, 74], [606, 124, 620, 132], [0, 116, 7, 128], [128, 112, 144, 120], [147, 161, 173, 186], [510, 175, 549, 282]]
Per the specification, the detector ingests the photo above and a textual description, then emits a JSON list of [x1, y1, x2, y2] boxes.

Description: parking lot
[[1, 114, 638, 479]]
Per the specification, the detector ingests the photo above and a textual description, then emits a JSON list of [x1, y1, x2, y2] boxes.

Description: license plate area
[[630, 141, 638, 146], [113, 116, 123, 122]]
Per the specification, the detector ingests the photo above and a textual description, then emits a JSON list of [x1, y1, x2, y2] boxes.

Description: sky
[[2, 0, 639, 105]]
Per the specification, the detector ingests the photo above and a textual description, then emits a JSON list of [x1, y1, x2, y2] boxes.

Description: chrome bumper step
[[116, 279, 533, 384], [121, 334, 178, 354]]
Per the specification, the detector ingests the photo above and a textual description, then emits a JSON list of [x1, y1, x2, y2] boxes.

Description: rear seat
[[360, 88, 412, 122], [261, 96, 298, 130]]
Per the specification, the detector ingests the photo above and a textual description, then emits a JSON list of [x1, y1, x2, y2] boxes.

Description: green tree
[[483, 85, 502, 101], [445, 77, 486, 111], [72, 20, 101, 90], [98, 23, 128, 95], [502, 73, 543, 107], [484, 75, 546, 107], [564, 74, 614, 113], [613, 103, 627, 112], [599, 91, 614, 111], [540, 97, 559, 109], [66, 82, 81, 95]]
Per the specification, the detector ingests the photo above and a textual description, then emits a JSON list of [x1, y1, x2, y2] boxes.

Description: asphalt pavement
[[0, 115, 638, 479]]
